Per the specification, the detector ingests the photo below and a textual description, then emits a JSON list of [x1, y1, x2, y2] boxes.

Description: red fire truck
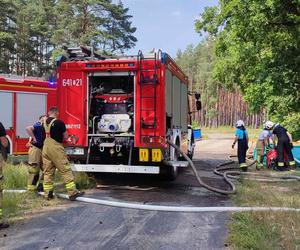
[[0, 75, 56, 155], [57, 47, 198, 179]]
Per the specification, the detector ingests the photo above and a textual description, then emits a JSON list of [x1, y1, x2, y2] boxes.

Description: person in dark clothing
[[0, 122, 9, 230], [272, 123, 295, 170], [232, 120, 249, 172], [25, 115, 46, 192]]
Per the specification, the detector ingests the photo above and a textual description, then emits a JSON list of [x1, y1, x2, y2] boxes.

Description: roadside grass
[[4, 163, 96, 190], [2, 163, 96, 222], [227, 177, 300, 249], [201, 126, 261, 139], [3, 163, 27, 189], [3, 192, 63, 223]]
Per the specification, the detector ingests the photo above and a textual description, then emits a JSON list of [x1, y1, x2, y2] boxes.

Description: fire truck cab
[[0, 75, 56, 155], [57, 47, 196, 180]]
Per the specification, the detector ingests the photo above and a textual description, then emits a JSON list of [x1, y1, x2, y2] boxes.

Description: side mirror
[[196, 101, 202, 111], [195, 93, 201, 100]]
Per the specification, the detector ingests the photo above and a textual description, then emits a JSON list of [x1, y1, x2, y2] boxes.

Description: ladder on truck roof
[[137, 50, 161, 143]]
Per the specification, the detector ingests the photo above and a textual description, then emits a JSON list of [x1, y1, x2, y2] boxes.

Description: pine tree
[[0, 0, 16, 73]]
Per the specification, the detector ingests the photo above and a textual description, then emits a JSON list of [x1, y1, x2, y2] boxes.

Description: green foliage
[[52, 0, 137, 53], [75, 172, 96, 189], [3, 164, 27, 189], [176, 38, 219, 121], [228, 212, 280, 250], [3, 192, 63, 221], [191, 120, 200, 129], [0, 0, 137, 76], [279, 113, 300, 142], [196, 0, 300, 139]]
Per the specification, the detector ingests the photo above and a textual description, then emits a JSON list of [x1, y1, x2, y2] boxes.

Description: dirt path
[[1, 135, 234, 250]]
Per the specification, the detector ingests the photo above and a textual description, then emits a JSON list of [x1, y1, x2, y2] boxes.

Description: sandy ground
[[0, 136, 234, 250]]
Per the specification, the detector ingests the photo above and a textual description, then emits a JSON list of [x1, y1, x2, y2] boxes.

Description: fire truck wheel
[[165, 166, 178, 181], [187, 133, 195, 160]]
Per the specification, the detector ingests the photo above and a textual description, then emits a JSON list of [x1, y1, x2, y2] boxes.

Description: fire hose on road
[[5, 141, 300, 213], [168, 140, 299, 194], [55, 142, 300, 212], [167, 140, 238, 195]]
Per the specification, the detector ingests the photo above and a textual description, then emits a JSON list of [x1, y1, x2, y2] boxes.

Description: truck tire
[[187, 132, 195, 160], [165, 165, 178, 181]]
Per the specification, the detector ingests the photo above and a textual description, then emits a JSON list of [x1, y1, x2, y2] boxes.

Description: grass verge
[[3, 163, 27, 189], [2, 163, 96, 223], [201, 126, 261, 139], [3, 192, 63, 223], [227, 175, 300, 250]]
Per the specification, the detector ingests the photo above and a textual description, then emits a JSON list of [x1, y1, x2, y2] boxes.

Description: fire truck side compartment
[[165, 69, 172, 117], [165, 69, 188, 132]]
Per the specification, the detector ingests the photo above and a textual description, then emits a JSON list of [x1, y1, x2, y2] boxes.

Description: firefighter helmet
[[265, 121, 274, 130], [236, 120, 244, 127]]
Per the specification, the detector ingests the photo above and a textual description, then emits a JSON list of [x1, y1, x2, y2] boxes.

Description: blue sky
[[121, 0, 218, 57]]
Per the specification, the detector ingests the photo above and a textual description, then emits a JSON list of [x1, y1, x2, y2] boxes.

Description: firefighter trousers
[[0, 154, 4, 223], [27, 146, 43, 191], [42, 138, 78, 197], [238, 139, 248, 169], [277, 137, 295, 167], [256, 140, 264, 168]]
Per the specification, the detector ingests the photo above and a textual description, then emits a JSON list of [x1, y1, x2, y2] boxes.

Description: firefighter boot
[[47, 191, 54, 200], [43, 183, 54, 200], [27, 164, 40, 191], [240, 163, 248, 172], [289, 161, 296, 171], [69, 191, 85, 201], [275, 162, 285, 171], [256, 155, 263, 170]]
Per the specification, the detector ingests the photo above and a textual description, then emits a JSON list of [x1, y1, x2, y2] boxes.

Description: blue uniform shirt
[[32, 122, 45, 149], [235, 128, 248, 140]]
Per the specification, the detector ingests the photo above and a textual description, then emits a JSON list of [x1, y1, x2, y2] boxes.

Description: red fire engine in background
[[0, 75, 56, 155], [56, 47, 199, 179]]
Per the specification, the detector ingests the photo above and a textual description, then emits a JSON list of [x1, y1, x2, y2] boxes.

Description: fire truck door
[[59, 71, 87, 146]]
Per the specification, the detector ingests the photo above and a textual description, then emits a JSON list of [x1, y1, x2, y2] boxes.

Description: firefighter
[[42, 107, 84, 200], [255, 121, 274, 170], [232, 120, 249, 171], [0, 122, 9, 229], [25, 115, 46, 192], [271, 123, 295, 170]]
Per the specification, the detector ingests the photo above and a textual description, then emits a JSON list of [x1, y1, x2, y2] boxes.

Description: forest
[[176, 40, 266, 129], [0, 0, 137, 77], [0, 0, 299, 138], [177, 0, 299, 139]]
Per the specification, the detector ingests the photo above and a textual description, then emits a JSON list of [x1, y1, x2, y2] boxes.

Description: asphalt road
[[0, 137, 234, 250]]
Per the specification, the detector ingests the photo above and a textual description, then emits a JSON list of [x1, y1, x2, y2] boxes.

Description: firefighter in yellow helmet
[[42, 107, 84, 200], [0, 122, 9, 229]]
